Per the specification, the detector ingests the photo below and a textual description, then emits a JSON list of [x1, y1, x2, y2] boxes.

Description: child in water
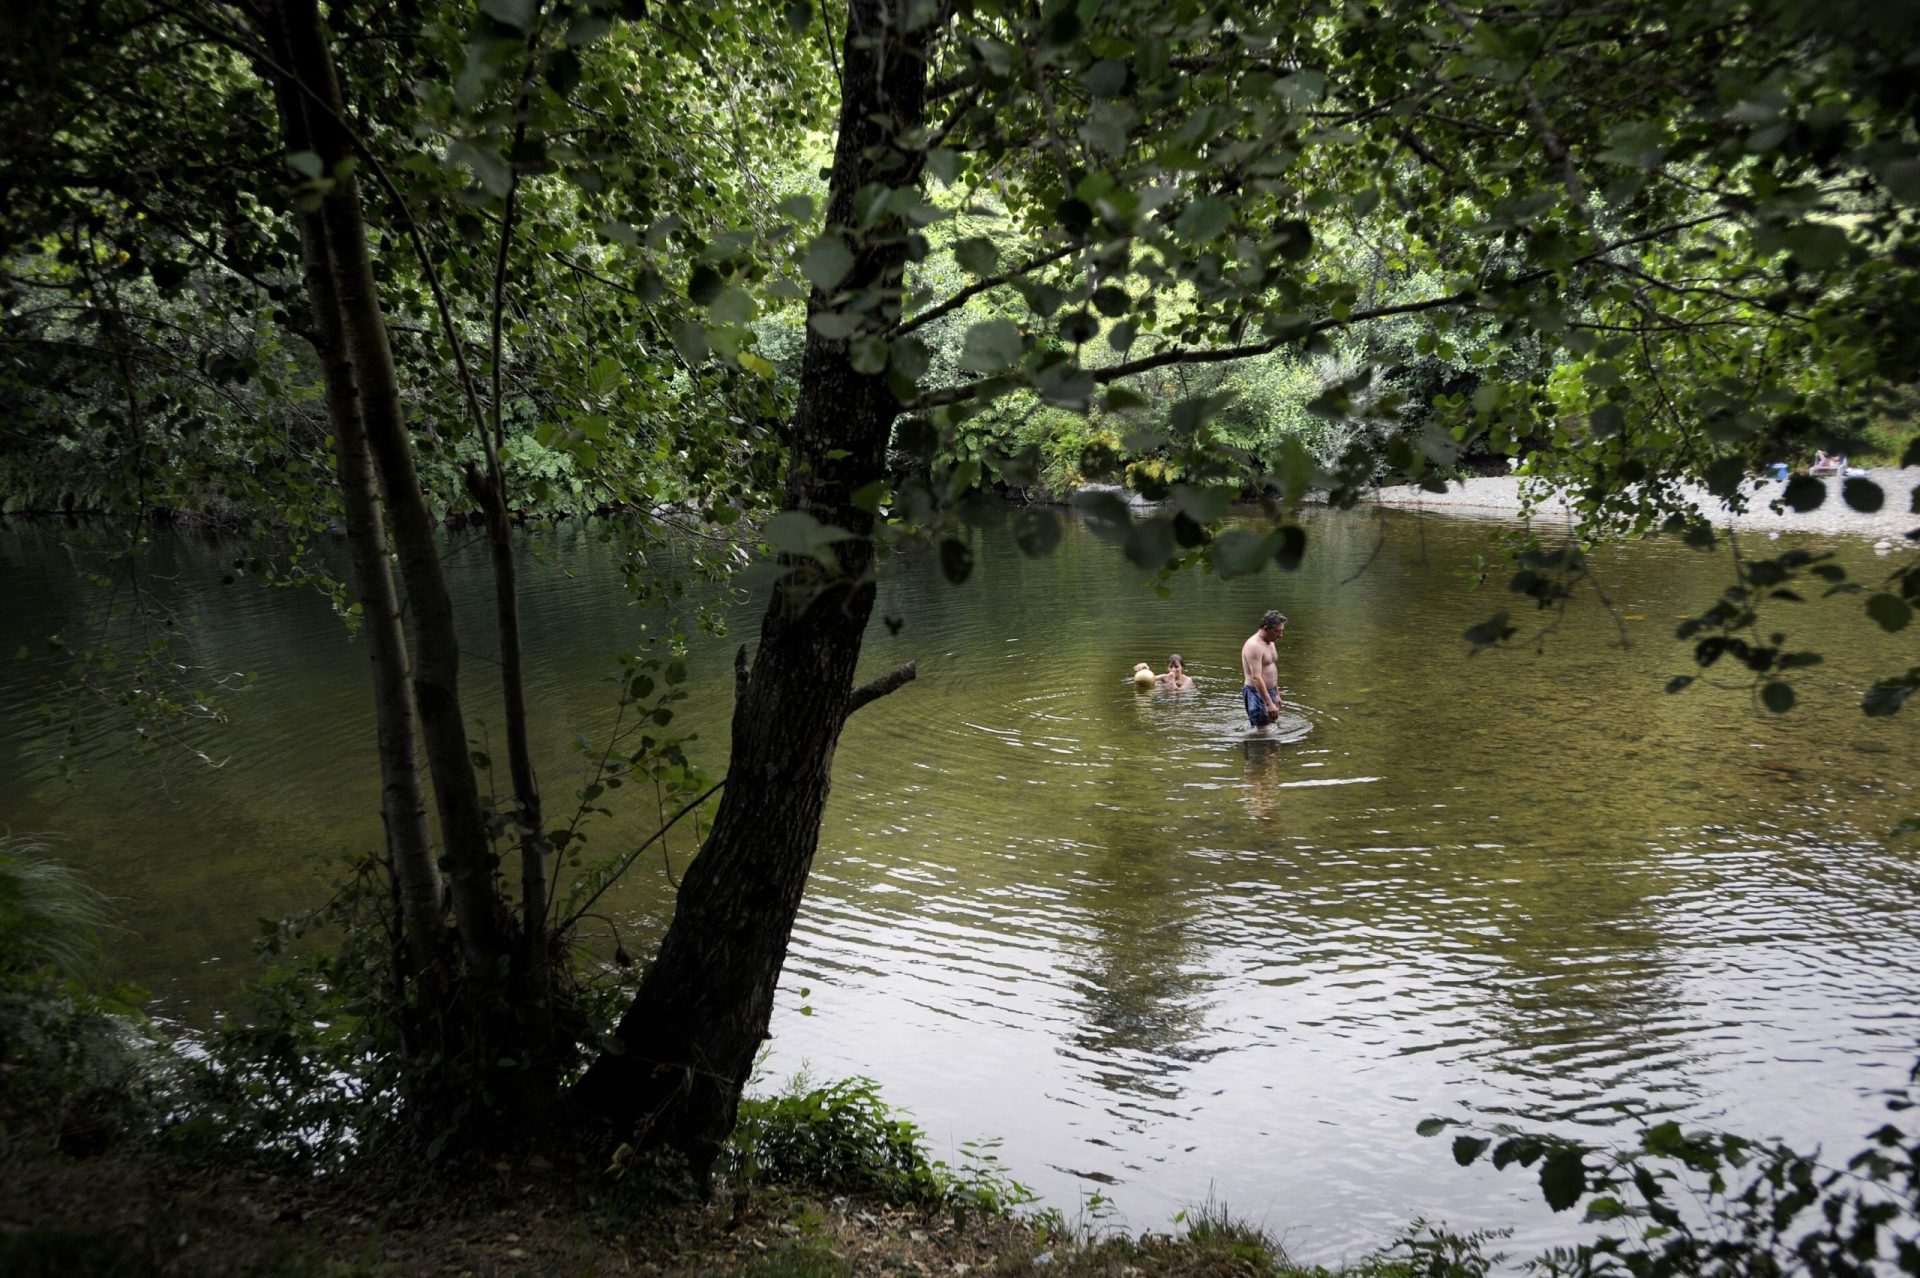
[[1156, 654, 1194, 692]]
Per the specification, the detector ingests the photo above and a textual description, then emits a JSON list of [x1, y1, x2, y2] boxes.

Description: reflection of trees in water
[[1058, 832, 1219, 1102], [1436, 840, 1706, 1125], [1241, 738, 1287, 821]]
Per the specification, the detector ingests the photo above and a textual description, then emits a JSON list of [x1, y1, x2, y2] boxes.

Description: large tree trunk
[[269, 0, 509, 973], [570, 0, 929, 1174], [260, 24, 444, 976]]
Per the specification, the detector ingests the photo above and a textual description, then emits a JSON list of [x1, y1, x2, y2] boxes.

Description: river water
[[2, 508, 1917, 1261]]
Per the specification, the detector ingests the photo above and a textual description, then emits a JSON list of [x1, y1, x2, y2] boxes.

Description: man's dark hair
[[1260, 609, 1287, 630]]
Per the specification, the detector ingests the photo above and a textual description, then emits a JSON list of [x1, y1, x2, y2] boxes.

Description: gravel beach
[[1367, 466, 1920, 543]]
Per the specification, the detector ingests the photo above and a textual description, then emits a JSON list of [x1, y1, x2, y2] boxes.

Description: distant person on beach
[[1240, 610, 1286, 731], [1156, 654, 1194, 692]]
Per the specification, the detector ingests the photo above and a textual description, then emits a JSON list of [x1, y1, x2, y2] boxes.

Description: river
[[2, 506, 1917, 1261]]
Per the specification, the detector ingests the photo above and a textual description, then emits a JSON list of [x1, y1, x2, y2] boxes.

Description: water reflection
[[1063, 837, 1215, 1101]]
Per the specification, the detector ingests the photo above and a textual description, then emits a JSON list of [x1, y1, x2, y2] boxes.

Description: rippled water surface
[[3, 508, 1918, 1260]]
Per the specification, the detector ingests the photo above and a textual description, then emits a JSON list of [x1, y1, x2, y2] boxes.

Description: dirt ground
[[0, 1156, 1289, 1278]]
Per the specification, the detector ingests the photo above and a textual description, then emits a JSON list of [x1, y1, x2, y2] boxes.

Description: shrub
[[1421, 1064, 1920, 1278], [0, 836, 159, 1158], [728, 1075, 1033, 1216]]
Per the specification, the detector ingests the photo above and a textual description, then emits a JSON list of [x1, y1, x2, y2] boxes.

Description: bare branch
[[891, 239, 1083, 338], [846, 661, 917, 715]]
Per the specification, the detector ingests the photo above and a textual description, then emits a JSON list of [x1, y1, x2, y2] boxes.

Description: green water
[[3, 508, 1917, 1258]]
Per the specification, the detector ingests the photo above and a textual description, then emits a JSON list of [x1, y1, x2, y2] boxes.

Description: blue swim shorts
[[1243, 684, 1273, 728]]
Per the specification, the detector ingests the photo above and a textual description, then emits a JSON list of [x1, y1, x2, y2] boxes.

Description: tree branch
[[891, 239, 1082, 338], [908, 213, 1731, 410], [846, 661, 917, 715]]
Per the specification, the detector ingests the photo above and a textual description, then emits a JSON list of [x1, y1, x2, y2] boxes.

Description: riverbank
[[1366, 466, 1920, 542], [0, 1154, 1343, 1278]]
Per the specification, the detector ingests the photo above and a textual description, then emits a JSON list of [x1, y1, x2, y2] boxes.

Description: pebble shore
[[1366, 467, 1920, 543]]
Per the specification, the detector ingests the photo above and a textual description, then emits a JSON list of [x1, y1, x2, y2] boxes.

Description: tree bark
[[261, 41, 445, 971], [570, 0, 929, 1173], [269, 0, 508, 972]]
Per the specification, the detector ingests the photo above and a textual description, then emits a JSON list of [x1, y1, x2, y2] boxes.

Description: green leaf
[[1864, 670, 1918, 716], [1539, 1148, 1587, 1212], [1780, 222, 1850, 271], [958, 319, 1023, 373], [1415, 1118, 1450, 1138], [1013, 508, 1062, 556], [970, 35, 1014, 77], [1880, 158, 1920, 203], [776, 194, 816, 222], [765, 511, 843, 557], [708, 285, 756, 325], [1123, 517, 1176, 570], [1781, 475, 1825, 511], [480, 0, 535, 29], [940, 537, 974, 584], [1172, 484, 1230, 525], [286, 150, 325, 180], [737, 351, 775, 379], [1463, 611, 1516, 646], [564, 15, 611, 46], [1073, 489, 1133, 541], [1175, 197, 1231, 242], [801, 235, 855, 292], [890, 336, 931, 381], [783, 1, 813, 34], [1453, 1136, 1490, 1166], [809, 310, 862, 340], [1272, 525, 1307, 571], [1842, 477, 1883, 513], [1212, 529, 1274, 577], [687, 264, 725, 306], [849, 336, 888, 375], [1867, 593, 1913, 633], [1084, 60, 1129, 98], [954, 236, 999, 276], [671, 321, 708, 365]]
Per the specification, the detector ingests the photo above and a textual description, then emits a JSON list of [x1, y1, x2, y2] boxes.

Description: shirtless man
[[1240, 609, 1287, 730]]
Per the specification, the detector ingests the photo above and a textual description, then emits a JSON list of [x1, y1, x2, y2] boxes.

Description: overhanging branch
[[907, 213, 1731, 411], [891, 239, 1083, 339], [847, 661, 917, 715]]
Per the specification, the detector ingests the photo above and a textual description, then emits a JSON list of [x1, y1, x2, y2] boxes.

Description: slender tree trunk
[[260, 34, 444, 974], [570, 0, 928, 1173], [269, 0, 508, 972], [479, 171, 551, 972]]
